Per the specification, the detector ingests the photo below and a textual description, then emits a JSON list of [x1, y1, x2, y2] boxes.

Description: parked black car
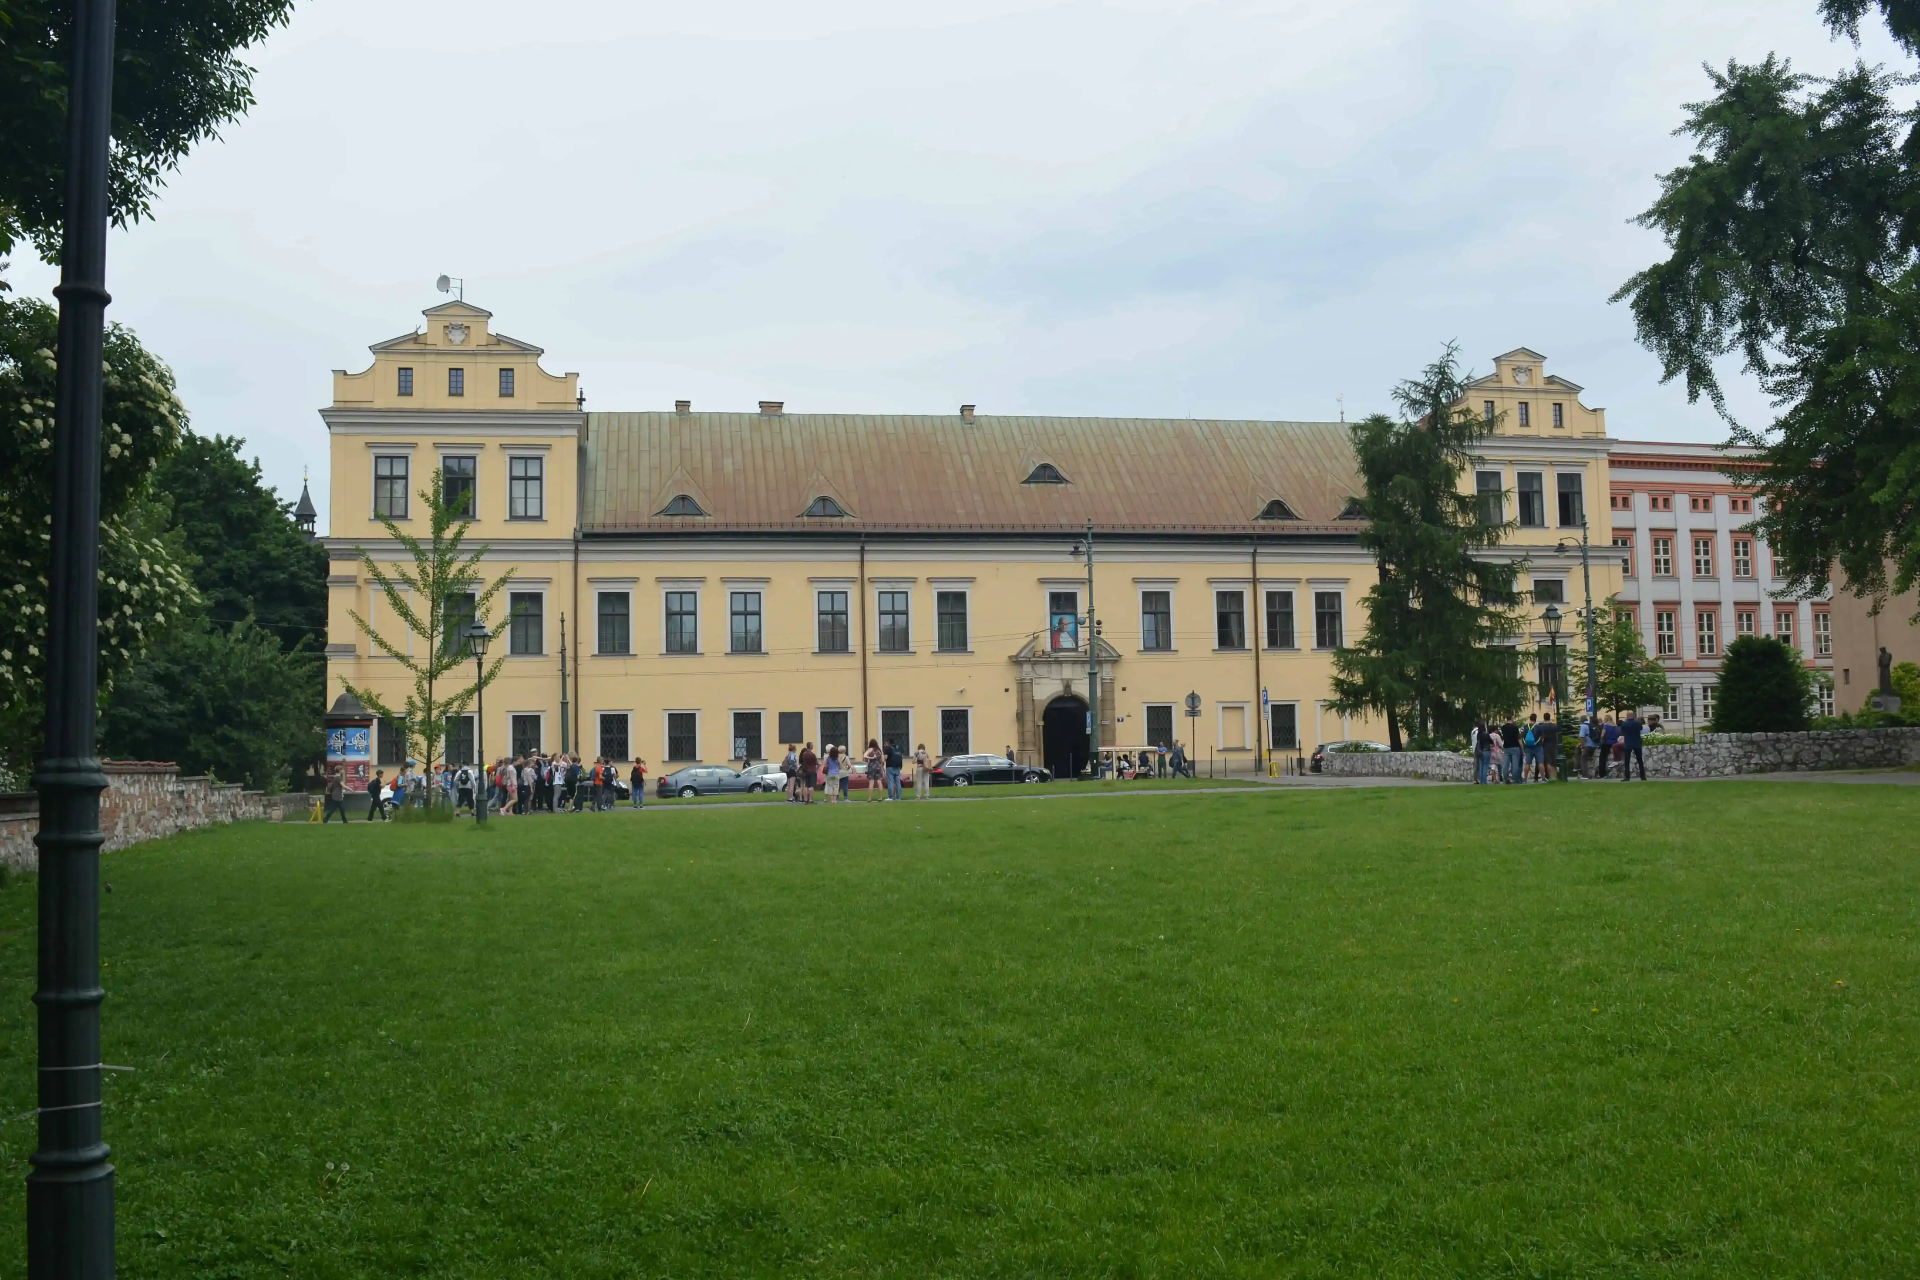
[[926, 754, 1052, 786]]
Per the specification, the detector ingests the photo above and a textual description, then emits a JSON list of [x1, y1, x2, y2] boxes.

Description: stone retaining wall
[[1319, 727, 1920, 783], [0, 764, 305, 873]]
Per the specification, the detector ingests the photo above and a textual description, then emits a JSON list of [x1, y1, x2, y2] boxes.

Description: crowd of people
[[1469, 710, 1652, 784], [333, 754, 651, 820], [775, 739, 907, 803]]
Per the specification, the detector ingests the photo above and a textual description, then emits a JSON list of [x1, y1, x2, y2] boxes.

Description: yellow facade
[[322, 314, 1622, 774]]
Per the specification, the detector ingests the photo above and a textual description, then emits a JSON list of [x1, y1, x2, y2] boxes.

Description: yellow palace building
[[322, 303, 1622, 776]]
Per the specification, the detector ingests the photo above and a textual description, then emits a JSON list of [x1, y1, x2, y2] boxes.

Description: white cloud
[[5, 0, 1906, 531]]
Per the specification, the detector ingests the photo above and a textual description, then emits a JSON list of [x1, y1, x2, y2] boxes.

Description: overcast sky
[[5, 1, 1905, 532]]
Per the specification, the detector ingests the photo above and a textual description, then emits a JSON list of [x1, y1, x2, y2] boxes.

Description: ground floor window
[[778, 710, 805, 745], [1145, 704, 1174, 750], [443, 714, 474, 766], [732, 710, 764, 762], [1818, 679, 1835, 717], [1666, 686, 1682, 720], [377, 717, 407, 766], [510, 714, 542, 758], [880, 708, 911, 755], [1700, 684, 1716, 722], [1269, 703, 1298, 751], [819, 709, 850, 750], [940, 707, 971, 757], [599, 712, 630, 763], [666, 712, 698, 762]]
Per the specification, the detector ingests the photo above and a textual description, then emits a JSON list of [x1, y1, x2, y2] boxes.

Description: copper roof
[[580, 412, 1363, 535]]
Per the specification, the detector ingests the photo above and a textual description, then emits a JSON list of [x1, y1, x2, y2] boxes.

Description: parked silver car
[[655, 764, 776, 798]]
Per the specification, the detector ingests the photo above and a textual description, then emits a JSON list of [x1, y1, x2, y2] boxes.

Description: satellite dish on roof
[[435, 274, 450, 293], [435, 274, 463, 301]]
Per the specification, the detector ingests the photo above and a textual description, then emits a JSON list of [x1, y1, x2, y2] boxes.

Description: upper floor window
[[1697, 609, 1718, 656], [1650, 494, 1673, 512], [877, 590, 911, 652], [1551, 402, 1564, 429], [373, 455, 409, 519], [1689, 494, 1712, 513], [508, 455, 544, 519], [816, 591, 849, 653], [1610, 492, 1631, 510], [1732, 538, 1754, 577], [1483, 400, 1495, 422], [1651, 536, 1674, 576], [1533, 579, 1566, 604], [1775, 608, 1796, 647], [1215, 590, 1246, 649], [1141, 590, 1172, 651], [508, 591, 543, 656], [1556, 474, 1584, 527], [1517, 401, 1531, 428], [498, 367, 515, 398], [1655, 610, 1677, 656], [1613, 533, 1633, 577], [665, 591, 698, 653], [443, 592, 476, 658], [1517, 472, 1546, 527], [1693, 536, 1715, 578], [729, 591, 763, 654], [448, 367, 465, 397], [397, 367, 414, 396], [597, 591, 631, 655], [1475, 471, 1504, 525], [1314, 591, 1344, 649], [441, 455, 476, 518], [1736, 609, 1757, 638], [1814, 611, 1832, 655], [1730, 495, 1753, 514], [936, 591, 969, 652], [1265, 589, 1295, 649]]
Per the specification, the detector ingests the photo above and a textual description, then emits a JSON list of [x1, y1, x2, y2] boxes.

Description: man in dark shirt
[[1499, 720, 1522, 783], [1539, 712, 1560, 782], [1620, 710, 1647, 781], [884, 740, 904, 800]]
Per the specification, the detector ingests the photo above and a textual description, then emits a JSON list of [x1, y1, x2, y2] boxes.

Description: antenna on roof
[[1337, 394, 1345, 423], [435, 274, 464, 302]]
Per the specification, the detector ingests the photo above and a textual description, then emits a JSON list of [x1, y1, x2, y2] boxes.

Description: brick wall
[[0, 763, 305, 873]]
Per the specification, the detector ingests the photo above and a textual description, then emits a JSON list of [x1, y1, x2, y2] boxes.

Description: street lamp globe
[[1542, 603, 1563, 638], [465, 620, 493, 658]]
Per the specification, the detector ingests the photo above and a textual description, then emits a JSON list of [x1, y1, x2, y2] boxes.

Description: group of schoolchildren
[[344, 755, 651, 819], [1469, 710, 1653, 784], [776, 739, 917, 803]]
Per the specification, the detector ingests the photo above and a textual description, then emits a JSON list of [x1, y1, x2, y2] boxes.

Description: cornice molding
[[321, 407, 584, 433]]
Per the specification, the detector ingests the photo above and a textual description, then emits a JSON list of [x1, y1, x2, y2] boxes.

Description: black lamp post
[[467, 620, 492, 825], [1070, 521, 1098, 777], [30, 0, 120, 1273], [1542, 603, 1563, 708]]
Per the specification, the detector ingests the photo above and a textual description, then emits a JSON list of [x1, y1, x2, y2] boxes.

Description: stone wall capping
[[1324, 727, 1920, 784]]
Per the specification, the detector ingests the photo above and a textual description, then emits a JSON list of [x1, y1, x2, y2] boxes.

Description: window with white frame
[[730, 591, 763, 653], [666, 712, 699, 762], [599, 712, 630, 762], [1818, 679, 1835, 717], [665, 591, 698, 654], [1776, 609, 1796, 648], [936, 591, 969, 652], [1732, 538, 1754, 577], [1693, 536, 1715, 578], [597, 591, 631, 655], [1656, 609, 1677, 656], [1613, 534, 1633, 577], [1700, 685, 1716, 722], [441, 455, 476, 518], [1265, 589, 1295, 648], [508, 455, 543, 519], [373, 455, 409, 519], [1557, 473, 1584, 527], [1269, 702, 1299, 750], [877, 590, 910, 652], [1517, 473, 1546, 527], [507, 590, 543, 655], [1532, 579, 1566, 604], [940, 708, 971, 757], [1736, 609, 1756, 638], [816, 590, 849, 653], [1813, 611, 1832, 655], [443, 713, 474, 765], [1652, 536, 1674, 576], [1140, 590, 1173, 651], [731, 711, 763, 762], [1313, 591, 1343, 649], [1475, 471, 1504, 525], [510, 713, 542, 757], [1697, 609, 1718, 657], [1215, 590, 1247, 649]]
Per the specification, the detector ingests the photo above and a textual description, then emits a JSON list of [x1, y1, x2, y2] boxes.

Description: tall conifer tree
[[1328, 346, 1528, 747]]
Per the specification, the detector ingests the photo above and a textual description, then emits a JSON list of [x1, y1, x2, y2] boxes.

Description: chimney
[[759, 400, 784, 416], [960, 404, 976, 423], [674, 399, 691, 416]]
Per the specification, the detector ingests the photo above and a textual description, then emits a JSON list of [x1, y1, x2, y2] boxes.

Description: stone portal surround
[[0, 763, 306, 873], [1318, 727, 1920, 782]]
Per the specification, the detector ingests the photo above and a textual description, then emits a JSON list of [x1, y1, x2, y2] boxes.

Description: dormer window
[[1254, 499, 1300, 521], [658, 494, 707, 517], [802, 496, 847, 518], [1024, 463, 1069, 485], [1337, 498, 1367, 520]]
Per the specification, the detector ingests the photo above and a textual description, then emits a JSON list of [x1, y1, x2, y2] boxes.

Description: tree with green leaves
[[0, 294, 195, 783], [1711, 636, 1815, 732], [1556, 599, 1672, 717], [343, 472, 511, 794], [1, 0, 297, 263], [1614, 0, 1920, 613], [1327, 344, 1530, 748]]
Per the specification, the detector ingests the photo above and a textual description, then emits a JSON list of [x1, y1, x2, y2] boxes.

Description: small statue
[[1880, 646, 1895, 696]]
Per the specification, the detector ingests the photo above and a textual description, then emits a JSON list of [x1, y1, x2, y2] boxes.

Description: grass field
[[2, 783, 1917, 1277]]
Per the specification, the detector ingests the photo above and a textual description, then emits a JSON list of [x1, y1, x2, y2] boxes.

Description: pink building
[[1608, 441, 1834, 729]]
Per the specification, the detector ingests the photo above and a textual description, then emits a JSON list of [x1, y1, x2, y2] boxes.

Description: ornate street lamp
[[466, 620, 493, 825], [1542, 603, 1563, 708], [1069, 521, 1098, 777]]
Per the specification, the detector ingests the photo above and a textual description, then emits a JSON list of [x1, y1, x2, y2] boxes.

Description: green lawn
[[2, 783, 1917, 1277]]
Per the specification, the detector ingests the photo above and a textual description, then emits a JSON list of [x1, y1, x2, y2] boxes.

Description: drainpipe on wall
[[859, 539, 870, 747], [1251, 538, 1263, 778], [570, 518, 581, 757]]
